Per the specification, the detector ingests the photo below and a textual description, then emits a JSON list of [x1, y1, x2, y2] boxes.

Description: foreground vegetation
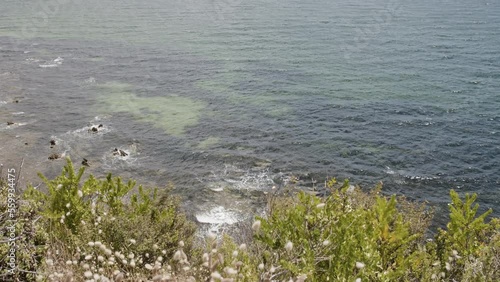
[[1, 159, 499, 281]]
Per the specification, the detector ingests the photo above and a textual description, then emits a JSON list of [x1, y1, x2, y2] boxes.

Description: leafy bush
[[246, 182, 499, 281], [7, 158, 196, 281], [0, 178, 48, 281], [250, 180, 425, 281]]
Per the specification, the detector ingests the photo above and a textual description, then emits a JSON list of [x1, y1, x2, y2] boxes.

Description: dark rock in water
[[25, 142, 28, 145], [98, 124, 103, 128], [48, 153, 60, 160], [82, 158, 90, 166], [14, 100, 19, 103], [90, 127, 98, 132], [50, 140, 56, 146], [112, 148, 128, 157], [7, 121, 14, 125]]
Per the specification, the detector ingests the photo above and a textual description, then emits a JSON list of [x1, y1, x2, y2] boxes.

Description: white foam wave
[[385, 166, 395, 175], [38, 57, 64, 68], [195, 206, 241, 225], [26, 58, 40, 62], [39, 64, 59, 68]]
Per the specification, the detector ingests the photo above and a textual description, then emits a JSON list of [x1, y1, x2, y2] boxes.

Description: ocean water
[[1, 0, 499, 223]]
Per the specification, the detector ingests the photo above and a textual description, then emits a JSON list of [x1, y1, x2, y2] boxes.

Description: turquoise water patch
[[196, 136, 220, 149], [97, 82, 205, 136]]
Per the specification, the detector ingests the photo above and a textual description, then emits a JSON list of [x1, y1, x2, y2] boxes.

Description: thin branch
[[15, 158, 24, 192]]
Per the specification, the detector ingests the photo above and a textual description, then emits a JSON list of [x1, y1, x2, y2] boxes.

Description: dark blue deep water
[[1, 0, 499, 221]]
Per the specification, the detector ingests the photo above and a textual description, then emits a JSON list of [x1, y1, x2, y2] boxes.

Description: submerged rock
[[82, 158, 90, 166], [48, 153, 61, 160], [7, 121, 14, 125]]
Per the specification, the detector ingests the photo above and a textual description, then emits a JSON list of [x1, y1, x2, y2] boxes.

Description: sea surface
[[1, 0, 499, 225]]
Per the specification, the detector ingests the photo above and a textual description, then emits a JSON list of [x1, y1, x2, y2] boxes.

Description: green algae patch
[[196, 136, 220, 149], [97, 82, 204, 136]]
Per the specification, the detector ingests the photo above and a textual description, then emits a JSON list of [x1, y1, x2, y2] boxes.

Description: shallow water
[[1, 0, 499, 223]]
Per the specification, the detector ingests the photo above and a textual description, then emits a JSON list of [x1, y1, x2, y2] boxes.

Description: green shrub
[[251, 180, 429, 281], [436, 190, 499, 281], [21, 158, 196, 281], [0, 180, 48, 281]]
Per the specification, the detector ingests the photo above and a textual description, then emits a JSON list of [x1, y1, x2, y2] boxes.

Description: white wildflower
[[225, 267, 238, 276], [207, 232, 217, 241], [84, 271, 92, 278], [202, 253, 209, 262], [297, 274, 307, 282], [285, 241, 293, 252], [316, 203, 326, 209], [211, 271, 222, 280], [355, 262, 365, 269], [252, 220, 261, 232], [173, 250, 182, 261]]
